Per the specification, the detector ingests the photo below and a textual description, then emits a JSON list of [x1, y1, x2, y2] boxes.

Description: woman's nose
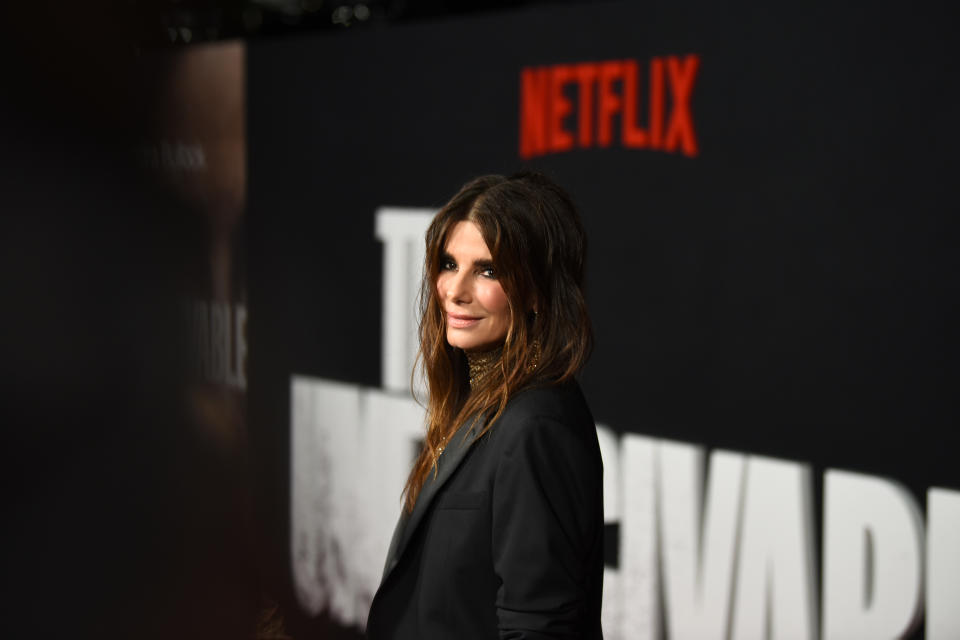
[[445, 271, 471, 303]]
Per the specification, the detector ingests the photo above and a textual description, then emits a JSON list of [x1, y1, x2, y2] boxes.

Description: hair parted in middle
[[403, 171, 593, 511]]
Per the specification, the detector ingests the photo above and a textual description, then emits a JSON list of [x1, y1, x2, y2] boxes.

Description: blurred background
[[1, 1, 956, 638]]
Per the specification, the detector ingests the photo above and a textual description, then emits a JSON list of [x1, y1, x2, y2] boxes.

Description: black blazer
[[366, 381, 604, 640]]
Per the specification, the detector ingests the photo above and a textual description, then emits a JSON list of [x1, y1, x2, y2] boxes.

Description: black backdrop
[[247, 1, 957, 637]]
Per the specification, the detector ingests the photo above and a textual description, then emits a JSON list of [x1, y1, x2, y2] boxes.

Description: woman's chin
[[446, 329, 475, 351], [446, 325, 508, 353]]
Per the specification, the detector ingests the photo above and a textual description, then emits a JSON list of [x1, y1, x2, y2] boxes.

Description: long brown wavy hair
[[403, 171, 593, 511]]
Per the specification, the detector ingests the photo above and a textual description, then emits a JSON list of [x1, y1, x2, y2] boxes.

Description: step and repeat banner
[[247, 2, 958, 638], [138, 41, 262, 636], [142, 41, 249, 439]]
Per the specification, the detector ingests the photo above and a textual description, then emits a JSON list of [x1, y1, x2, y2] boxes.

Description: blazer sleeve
[[491, 414, 602, 639]]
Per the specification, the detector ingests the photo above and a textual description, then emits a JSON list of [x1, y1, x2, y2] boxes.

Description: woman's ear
[[526, 296, 541, 321]]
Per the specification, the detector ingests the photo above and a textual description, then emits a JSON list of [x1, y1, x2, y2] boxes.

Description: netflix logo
[[519, 54, 700, 159]]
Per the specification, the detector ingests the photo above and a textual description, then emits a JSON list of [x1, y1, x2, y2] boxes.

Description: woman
[[367, 172, 604, 639]]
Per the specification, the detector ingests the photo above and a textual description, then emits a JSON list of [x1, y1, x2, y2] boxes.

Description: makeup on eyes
[[439, 253, 496, 277]]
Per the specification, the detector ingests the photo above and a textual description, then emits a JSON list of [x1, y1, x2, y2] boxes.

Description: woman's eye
[[479, 267, 497, 279], [441, 260, 457, 271]]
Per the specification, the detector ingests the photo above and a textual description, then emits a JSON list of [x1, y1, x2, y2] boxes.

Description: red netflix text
[[519, 55, 700, 159]]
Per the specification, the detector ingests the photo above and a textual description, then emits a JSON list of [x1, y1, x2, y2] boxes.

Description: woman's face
[[437, 220, 511, 352]]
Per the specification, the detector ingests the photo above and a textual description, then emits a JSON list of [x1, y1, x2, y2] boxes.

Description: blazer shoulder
[[492, 380, 596, 449], [507, 379, 591, 416]]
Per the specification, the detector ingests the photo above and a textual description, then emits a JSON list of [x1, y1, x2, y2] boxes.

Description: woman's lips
[[447, 313, 481, 329]]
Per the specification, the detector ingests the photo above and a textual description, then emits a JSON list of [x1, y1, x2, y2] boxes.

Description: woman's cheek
[[480, 281, 509, 313], [436, 273, 450, 299]]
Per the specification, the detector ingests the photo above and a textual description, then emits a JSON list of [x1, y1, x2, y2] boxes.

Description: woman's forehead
[[444, 220, 492, 259]]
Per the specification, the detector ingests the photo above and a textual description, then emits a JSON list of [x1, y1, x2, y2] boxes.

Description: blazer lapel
[[380, 421, 480, 583]]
